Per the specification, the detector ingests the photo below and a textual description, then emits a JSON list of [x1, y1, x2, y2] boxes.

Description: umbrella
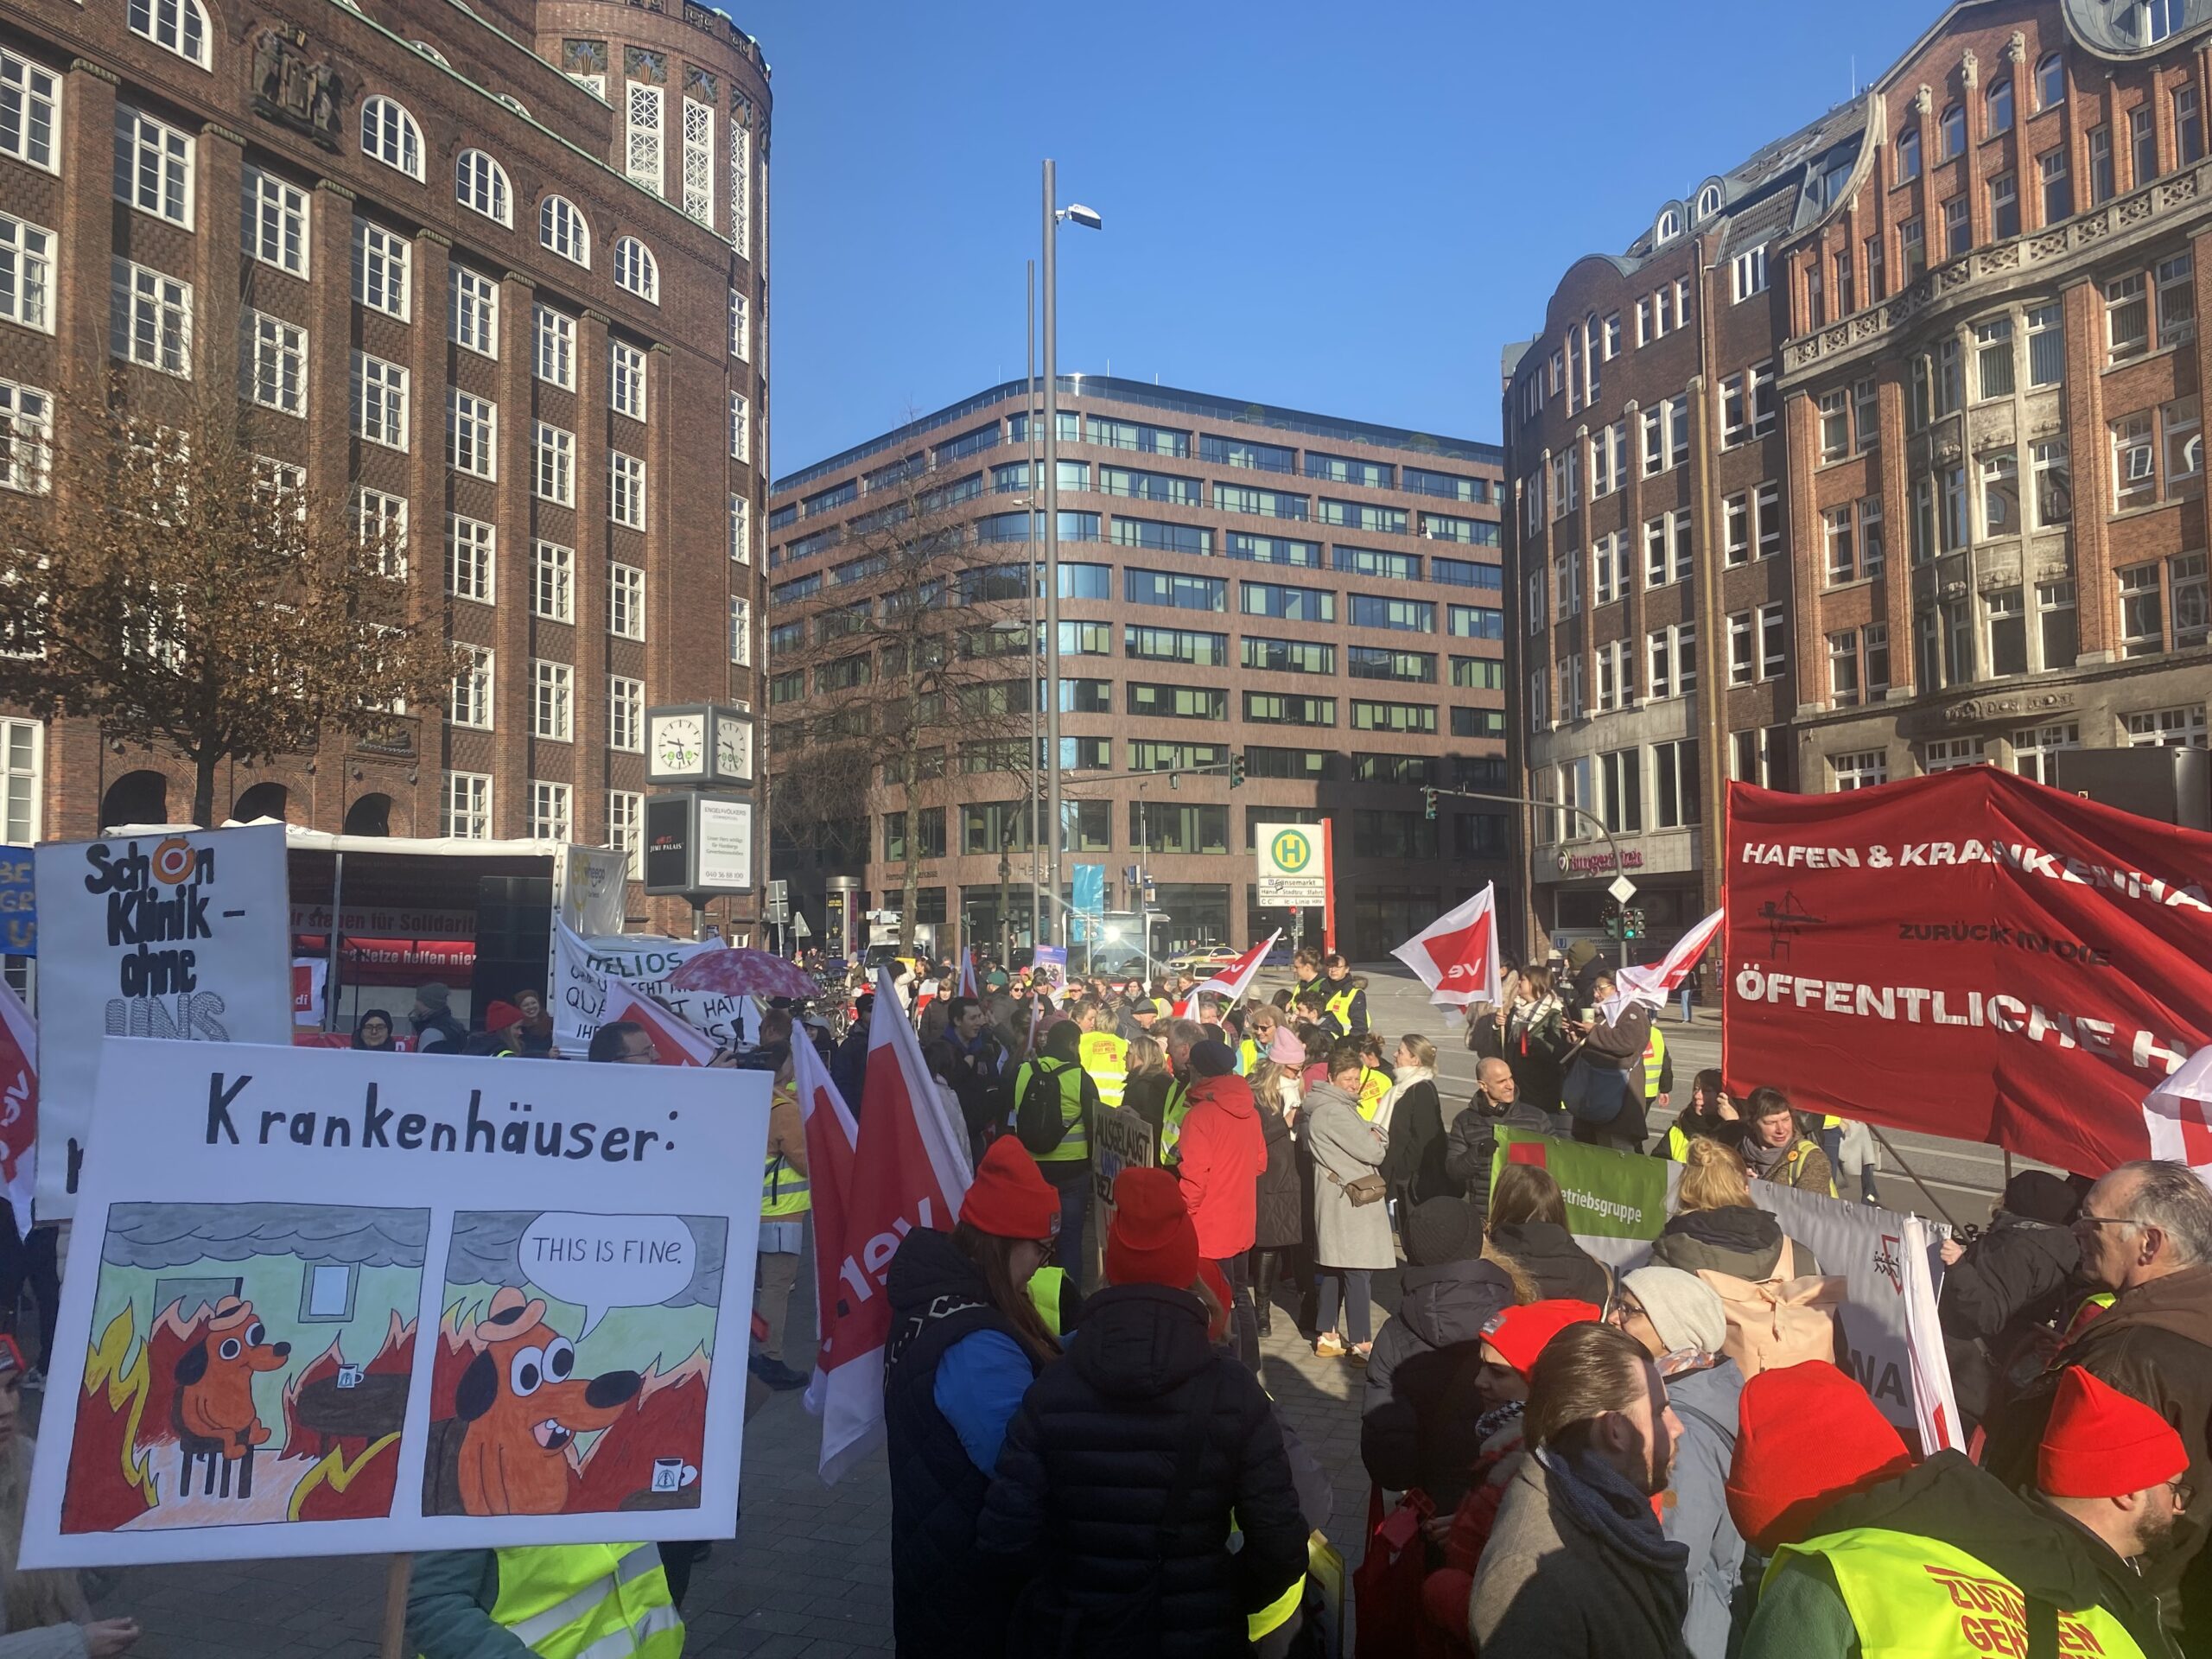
[[665, 947, 818, 1000]]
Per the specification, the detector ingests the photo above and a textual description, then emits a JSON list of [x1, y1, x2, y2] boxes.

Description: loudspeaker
[[473, 874, 555, 1023], [2052, 747, 2211, 830]]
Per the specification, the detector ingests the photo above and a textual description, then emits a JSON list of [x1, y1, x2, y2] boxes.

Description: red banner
[[1724, 770, 2212, 1177]]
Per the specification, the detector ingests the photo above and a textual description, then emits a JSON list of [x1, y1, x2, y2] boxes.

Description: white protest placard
[[1091, 1106, 1158, 1207], [550, 923, 733, 1057], [22, 1038, 769, 1567], [34, 824, 292, 1216]]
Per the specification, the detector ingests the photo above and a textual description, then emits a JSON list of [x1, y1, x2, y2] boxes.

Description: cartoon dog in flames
[[172, 1296, 289, 1500], [453, 1287, 641, 1515]]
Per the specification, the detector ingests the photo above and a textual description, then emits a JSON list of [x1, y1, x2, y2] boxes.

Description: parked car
[[1164, 945, 1241, 976]]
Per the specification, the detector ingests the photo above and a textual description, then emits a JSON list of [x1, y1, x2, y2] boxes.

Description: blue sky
[[738, 0, 1945, 475]]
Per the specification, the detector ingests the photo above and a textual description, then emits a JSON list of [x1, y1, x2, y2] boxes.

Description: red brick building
[[0, 0, 767, 929], [1505, 0, 2212, 958]]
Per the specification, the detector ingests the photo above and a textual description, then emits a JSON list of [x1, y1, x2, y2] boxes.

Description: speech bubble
[[518, 1212, 695, 1338]]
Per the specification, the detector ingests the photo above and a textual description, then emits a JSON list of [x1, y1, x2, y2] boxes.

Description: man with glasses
[[1985, 1160, 2212, 1643], [586, 1020, 657, 1064]]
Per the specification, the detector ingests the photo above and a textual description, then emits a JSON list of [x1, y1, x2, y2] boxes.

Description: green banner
[[1491, 1127, 1674, 1247]]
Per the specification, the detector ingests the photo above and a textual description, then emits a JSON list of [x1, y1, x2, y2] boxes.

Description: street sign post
[[1607, 874, 1638, 905], [1256, 822, 1332, 951]]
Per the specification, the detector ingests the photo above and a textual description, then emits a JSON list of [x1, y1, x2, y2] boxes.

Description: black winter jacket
[[1649, 1203, 1821, 1281], [976, 1283, 1307, 1658], [1444, 1098, 1553, 1224], [1487, 1218, 1611, 1306], [884, 1227, 1040, 1659], [1360, 1257, 1516, 1504], [1253, 1100, 1302, 1249], [1380, 1078, 1457, 1206], [1938, 1210, 2081, 1428]]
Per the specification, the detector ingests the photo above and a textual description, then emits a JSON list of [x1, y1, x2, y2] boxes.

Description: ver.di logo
[[1270, 830, 1313, 873]]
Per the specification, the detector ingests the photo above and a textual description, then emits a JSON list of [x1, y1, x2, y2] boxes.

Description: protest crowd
[[3, 896, 2210, 1659]]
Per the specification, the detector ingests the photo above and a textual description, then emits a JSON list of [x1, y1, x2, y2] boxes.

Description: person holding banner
[[1485, 964, 1572, 1123]]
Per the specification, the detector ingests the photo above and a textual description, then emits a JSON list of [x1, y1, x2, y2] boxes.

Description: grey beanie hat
[[1621, 1264, 1727, 1358], [416, 982, 452, 1011]]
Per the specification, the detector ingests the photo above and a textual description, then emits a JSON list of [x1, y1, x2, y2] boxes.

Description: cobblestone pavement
[[46, 961, 2006, 1654]]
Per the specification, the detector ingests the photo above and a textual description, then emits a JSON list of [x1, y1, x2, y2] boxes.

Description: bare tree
[[777, 454, 1046, 956], [0, 383, 458, 828]]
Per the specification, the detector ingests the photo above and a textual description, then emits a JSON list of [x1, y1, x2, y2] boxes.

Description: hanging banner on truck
[[1723, 770, 2212, 1176], [34, 824, 293, 1217], [22, 1037, 768, 1567]]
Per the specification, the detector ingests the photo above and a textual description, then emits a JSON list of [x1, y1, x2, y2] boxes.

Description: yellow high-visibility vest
[[1769, 1526, 2145, 1659], [760, 1153, 810, 1218], [1014, 1057, 1090, 1163], [1355, 1067, 1389, 1121], [481, 1542, 684, 1659], [1160, 1077, 1191, 1162], [1077, 1030, 1128, 1109], [1027, 1264, 1071, 1336], [1642, 1027, 1667, 1100], [1325, 985, 1358, 1031]]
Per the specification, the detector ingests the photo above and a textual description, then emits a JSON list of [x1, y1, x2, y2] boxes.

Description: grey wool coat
[[1301, 1081, 1395, 1270]]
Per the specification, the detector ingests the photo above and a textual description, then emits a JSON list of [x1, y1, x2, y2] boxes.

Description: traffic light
[[1603, 901, 1623, 939], [1230, 751, 1245, 789], [1626, 906, 1647, 940], [1422, 787, 1437, 821], [1169, 771, 1180, 791]]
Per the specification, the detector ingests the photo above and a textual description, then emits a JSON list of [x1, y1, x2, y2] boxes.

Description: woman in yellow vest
[[1074, 1003, 1128, 1110], [409, 1543, 683, 1659], [753, 1076, 811, 1392]]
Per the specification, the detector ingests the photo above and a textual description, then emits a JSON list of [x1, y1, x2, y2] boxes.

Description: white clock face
[[715, 715, 753, 781], [652, 714, 704, 775]]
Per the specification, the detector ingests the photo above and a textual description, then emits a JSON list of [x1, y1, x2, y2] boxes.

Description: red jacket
[[1175, 1072, 1268, 1259]]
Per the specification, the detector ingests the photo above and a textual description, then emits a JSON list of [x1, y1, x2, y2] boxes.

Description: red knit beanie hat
[[2039, 1366, 2188, 1498], [1478, 1300, 1602, 1379], [1104, 1168, 1199, 1289], [1727, 1360, 1914, 1553], [483, 1000, 524, 1033], [959, 1137, 1061, 1242]]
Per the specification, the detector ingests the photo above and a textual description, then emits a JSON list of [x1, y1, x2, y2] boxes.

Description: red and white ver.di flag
[[2143, 1046, 2212, 1182], [0, 982, 32, 1236], [1189, 931, 1281, 1010], [597, 980, 721, 1065], [1392, 887, 1501, 1010], [1597, 906, 1726, 1025], [958, 947, 979, 999], [810, 967, 973, 1483], [791, 1033, 858, 1398]]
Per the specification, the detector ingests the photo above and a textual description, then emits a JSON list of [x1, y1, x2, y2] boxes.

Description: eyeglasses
[[2075, 1213, 2143, 1231], [2168, 1475, 2196, 1510], [616, 1043, 658, 1064], [1608, 1298, 1647, 1326]]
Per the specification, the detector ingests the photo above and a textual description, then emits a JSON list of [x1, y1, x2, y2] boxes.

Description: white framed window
[[1758, 601, 1788, 680], [355, 487, 409, 577], [540, 194, 589, 267], [607, 562, 645, 639], [607, 789, 644, 876], [1525, 667, 1548, 733], [114, 106, 194, 226], [2166, 396, 2202, 489], [1823, 505, 1855, 583], [130, 0, 209, 68], [2038, 579, 2078, 668], [446, 513, 496, 603], [359, 96, 423, 180], [353, 220, 410, 320], [2119, 563, 2164, 656], [447, 388, 497, 480], [1593, 639, 1631, 710], [111, 258, 190, 374], [1645, 626, 1674, 700], [730, 117, 751, 259], [2012, 721, 2080, 785], [455, 149, 512, 226], [1859, 499, 1885, 576], [609, 452, 645, 530], [1727, 610, 1753, 685], [2031, 438, 2072, 527], [728, 493, 750, 563], [626, 81, 664, 193], [529, 780, 572, 842], [613, 236, 658, 302], [1832, 751, 1888, 791], [442, 771, 493, 839], [449, 644, 493, 728], [1588, 422, 1625, 499], [532, 423, 574, 506], [1560, 653, 1585, 721], [2159, 253, 2196, 348], [1827, 629, 1861, 705], [728, 288, 749, 360], [729, 594, 751, 664], [1589, 531, 1626, 605], [1754, 480, 1782, 559], [1723, 490, 1750, 567], [2113, 411, 2156, 508], [1819, 389, 1849, 460], [0, 378, 53, 496], [1730, 245, 1768, 302], [0, 51, 60, 173], [243, 167, 308, 276], [531, 659, 573, 741], [352, 351, 409, 449], [609, 341, 647, 421], [449, 266, 499, 358], [729, 391, 749, 462], [242, 309, 306, 416], [608, 676, 645, 751], [532, 539, 574, 622], [1923, 737, 1989, 773], [1551, 551, 1580, 619], [2108, 272, 2149, 362], [2176, 551, 2209, 648], [1980, 448, 2020, 537], [533, 305, 575, 389], [1720, 372, 1749, 446], [683, 97, 714, 226], [2126, 705, 2209, 747]]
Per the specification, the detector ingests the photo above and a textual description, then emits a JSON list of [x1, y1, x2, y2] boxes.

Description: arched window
[[2036, 53, 2065, 110], [1695, 183, 1723, 219], [540, 194, 589, 266], [344, 792, 395, 836], [1986, 76, 2014, 137], [360, 96, 423, 180], [613, 236, 658, 302], [2140, 1, 2183, 46], [456, 149, 511, 226], [232, 782, 289, 823], [1897, 124, 1922, 181], [1655, 207, 1681, 244], [129, 0, 210, 67], [101, 770, 169, 830], [1941, 103, 1966, 159], [411, 40, 450, 67]]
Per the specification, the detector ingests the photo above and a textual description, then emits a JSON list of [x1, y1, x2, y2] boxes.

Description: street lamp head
[[1062, 203, 1103, 231]]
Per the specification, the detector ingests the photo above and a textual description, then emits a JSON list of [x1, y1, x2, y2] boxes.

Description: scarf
[[1740, 1133, 1796, 1179], [1534, 1443, 1691, 1588], [1376, 1066, 1434, 1135]]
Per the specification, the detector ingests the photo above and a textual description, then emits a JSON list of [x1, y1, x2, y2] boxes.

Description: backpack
[[1697, 1249, 1847, 1381], [1016, 1058, 1078, 1157]]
